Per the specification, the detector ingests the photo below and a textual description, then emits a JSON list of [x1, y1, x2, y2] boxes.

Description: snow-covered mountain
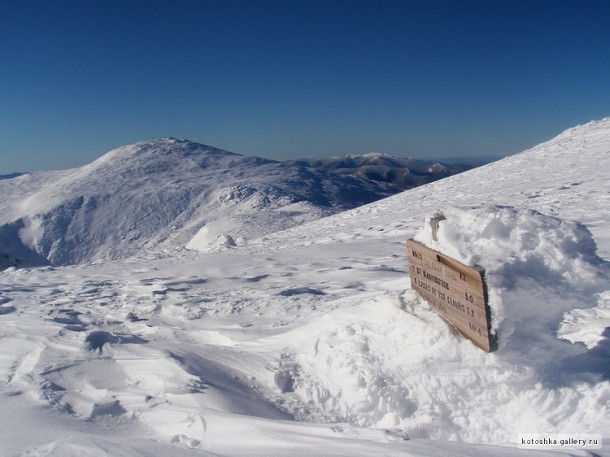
[[289, 152, 472, 190], [0, 139, 404, 268], [0, 119, 609, 456]]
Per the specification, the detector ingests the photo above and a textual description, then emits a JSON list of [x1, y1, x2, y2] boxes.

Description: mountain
[[0, 172, 24, 180], [289, 152, 472, 190], [0, 120, 608, 456], [0, 139, 404, 268]]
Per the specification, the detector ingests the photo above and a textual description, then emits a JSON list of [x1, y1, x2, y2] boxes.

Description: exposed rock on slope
[[0, 139, 401, 266]]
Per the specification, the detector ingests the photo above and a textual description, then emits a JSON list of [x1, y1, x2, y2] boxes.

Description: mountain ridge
[[0, 139, 408, 268], [289, 153, 471, 190]]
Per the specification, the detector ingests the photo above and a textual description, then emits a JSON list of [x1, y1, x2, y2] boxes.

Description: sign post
[[406, 238, 495, 352]]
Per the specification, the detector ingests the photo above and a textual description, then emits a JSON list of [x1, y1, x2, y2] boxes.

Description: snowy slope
[[0, 139, 399, 267], [0, 119, 609, 456], [262, 118, 610, 260]]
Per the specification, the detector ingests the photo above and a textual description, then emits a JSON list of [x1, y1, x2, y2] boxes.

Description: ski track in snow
[[1, 119, 609, 456]]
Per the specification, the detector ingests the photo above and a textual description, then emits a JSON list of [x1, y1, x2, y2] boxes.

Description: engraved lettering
[[406, 238, 492, 352], [421, 270, 450, 290]]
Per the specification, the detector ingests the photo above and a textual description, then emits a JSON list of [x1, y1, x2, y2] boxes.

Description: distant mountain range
[[290, 153, 472, 190], [0, 140, 471, 268], [0, 172, 24, 180]]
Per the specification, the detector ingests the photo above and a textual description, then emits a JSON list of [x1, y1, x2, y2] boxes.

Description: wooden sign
[[406, 238, 494, 352]]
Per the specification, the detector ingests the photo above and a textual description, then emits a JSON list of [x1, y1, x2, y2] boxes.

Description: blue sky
[[1, 0, 609, 173]]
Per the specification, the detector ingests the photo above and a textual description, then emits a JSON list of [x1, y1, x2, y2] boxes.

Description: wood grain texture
[[406, 239, 494, 352]]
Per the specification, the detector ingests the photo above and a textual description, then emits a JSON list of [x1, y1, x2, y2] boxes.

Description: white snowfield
[[1, 119, 609, 456]]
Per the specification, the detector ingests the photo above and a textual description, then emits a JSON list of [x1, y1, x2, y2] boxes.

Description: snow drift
[[0, 119, 609, 456], [271, 205, 608, 443]]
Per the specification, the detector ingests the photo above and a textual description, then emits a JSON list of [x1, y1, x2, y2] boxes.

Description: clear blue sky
[[1, 0, 609, 173]]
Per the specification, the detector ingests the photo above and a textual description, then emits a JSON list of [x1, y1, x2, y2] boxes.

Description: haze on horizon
[[1, 0, 609, 174]]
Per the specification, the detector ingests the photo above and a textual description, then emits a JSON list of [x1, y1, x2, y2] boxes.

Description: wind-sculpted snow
[[271, 206, 608, 442], [0, 119, 609, 456]]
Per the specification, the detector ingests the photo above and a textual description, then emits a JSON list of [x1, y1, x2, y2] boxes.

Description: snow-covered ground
[[0, 119, 609, 456]]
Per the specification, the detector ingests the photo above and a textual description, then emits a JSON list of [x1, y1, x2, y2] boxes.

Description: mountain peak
[[343, 152, 394, 160], [74, 138, 243, 185], [0, 139, 402, 266], [93, 138, 237, 163]]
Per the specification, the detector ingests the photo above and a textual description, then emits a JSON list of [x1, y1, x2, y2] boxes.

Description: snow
[[0, 119, 609, 456], [0, 138, 397, 266]]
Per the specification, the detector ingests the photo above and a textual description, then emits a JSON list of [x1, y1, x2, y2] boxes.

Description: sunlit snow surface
[[1, 119, 609, 456]]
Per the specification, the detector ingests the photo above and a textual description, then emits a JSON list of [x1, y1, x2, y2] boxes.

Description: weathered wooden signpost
[[406, 228, 495, 352]]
